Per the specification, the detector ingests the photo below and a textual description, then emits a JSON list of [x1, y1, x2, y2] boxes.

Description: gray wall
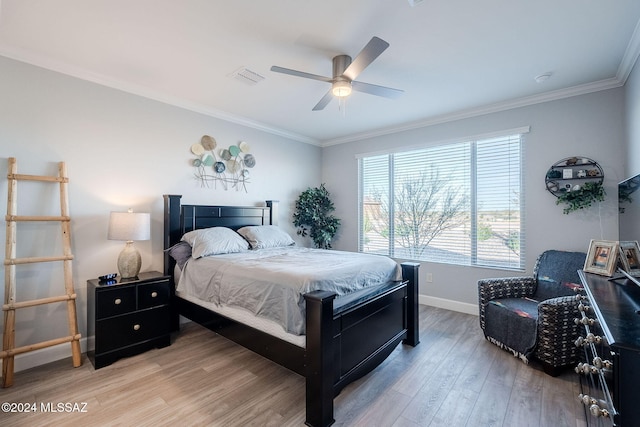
[[0, 56, 322, 369], [322, 89, 625, 312], [625, 60, 640, 177]]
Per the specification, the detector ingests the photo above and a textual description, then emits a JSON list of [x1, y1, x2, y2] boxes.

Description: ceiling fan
[[270, 36, 403, 111]]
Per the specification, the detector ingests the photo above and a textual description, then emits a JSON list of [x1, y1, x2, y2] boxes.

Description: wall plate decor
[[190, 135, 255, 192], [545, 156, 605, 214]]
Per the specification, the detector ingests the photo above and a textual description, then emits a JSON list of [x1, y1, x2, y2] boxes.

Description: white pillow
[[181, 227, 249, 258], [237, 225, 295, 249]]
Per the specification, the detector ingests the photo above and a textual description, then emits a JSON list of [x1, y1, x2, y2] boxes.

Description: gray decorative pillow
[[181, 227, 249, 258], [237, 225, 295, 249], [164, 241, 192, 269]]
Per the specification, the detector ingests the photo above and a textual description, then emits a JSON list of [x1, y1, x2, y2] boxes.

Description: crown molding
[[0, 47, 321, 146], [617, 17, 640, 82], [320, 77, 625, 147]]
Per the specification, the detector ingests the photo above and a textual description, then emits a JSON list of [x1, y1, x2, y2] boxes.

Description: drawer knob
[[578, 303, 591, 313], [592, 356, 613, 370], [589, 404, 610, 419], [578, 394, 611, 419], [575, 362, 598, 375], [151, 291, 158, 298], [133, 324, 141, 331], [586, 333, 602, 344], [114, 298, 122, 305], [579, 393, 595, 406], [574, 316, 596, 326]]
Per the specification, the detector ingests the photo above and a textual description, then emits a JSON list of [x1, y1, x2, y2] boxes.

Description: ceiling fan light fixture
[[271, 36, 400, 110], [332, 80, 352, 98]]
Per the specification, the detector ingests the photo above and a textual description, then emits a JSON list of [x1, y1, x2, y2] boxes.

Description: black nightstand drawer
[[96, 286, 136, 319], [138, 281, 170, 309], [95, 306, 170, 354]]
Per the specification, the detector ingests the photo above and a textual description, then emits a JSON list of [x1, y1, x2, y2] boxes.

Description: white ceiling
[[1, 0, 640, 146]]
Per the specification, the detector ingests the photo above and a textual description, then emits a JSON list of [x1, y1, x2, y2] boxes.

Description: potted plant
[[555, 181, 605, 214], [293, 184, 340, 249]]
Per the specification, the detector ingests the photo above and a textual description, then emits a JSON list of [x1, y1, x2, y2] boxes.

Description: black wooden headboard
[[163, 194, 278, 275]]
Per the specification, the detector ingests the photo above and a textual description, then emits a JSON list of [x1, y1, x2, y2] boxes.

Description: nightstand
[[87, 271, 172, 369]]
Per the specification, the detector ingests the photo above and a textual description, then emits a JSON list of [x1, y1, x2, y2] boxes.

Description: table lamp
[[108, 209, 150, 279]]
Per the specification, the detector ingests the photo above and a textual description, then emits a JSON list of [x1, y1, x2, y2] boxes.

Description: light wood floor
[[0, 306, 587, 427]]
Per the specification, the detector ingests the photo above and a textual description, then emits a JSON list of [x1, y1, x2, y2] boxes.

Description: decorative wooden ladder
[[2, 157, 82, 387]]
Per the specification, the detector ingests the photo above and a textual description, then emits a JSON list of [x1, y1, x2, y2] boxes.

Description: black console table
[[577, 270, 640, 427]]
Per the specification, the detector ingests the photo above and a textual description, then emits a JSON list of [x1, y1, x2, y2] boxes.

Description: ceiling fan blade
[[270, 66, 332, 82], [312, 90, 334, 111], [351, 81, 404, 99], [343, 36, 390, 81]]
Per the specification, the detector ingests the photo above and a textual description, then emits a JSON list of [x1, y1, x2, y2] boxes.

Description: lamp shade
[[108, 210, 150, 241]]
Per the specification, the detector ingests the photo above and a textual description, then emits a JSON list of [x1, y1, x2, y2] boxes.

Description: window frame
[[357, 127, 528, 271]]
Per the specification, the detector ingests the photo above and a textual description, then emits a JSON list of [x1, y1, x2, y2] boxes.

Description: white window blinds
[[359, 131, 525, 270]]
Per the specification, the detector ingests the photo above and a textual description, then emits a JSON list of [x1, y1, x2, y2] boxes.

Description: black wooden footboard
[[304, 262, 419, 427]]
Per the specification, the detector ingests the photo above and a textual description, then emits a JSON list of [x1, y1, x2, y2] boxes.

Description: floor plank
[[0, 306, 585, 426]]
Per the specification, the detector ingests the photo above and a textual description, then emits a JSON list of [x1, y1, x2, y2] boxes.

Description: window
[[359, 130, 525, 270]]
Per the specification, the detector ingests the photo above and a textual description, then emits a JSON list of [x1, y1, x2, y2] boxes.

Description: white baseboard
[[420, 295, 479, 316], [8, 337, 88, 373]]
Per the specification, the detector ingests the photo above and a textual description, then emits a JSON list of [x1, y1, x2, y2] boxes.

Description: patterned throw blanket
[[484, 297, 539, 362]]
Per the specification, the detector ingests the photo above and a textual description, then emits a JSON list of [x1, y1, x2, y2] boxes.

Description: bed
[[163, 194, 420, 427]]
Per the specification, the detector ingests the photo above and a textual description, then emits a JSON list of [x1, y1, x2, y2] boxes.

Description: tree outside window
[[359, 132, 524, 270]]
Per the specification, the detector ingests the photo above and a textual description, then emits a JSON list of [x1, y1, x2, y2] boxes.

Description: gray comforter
[[176, 247, 401, 335]]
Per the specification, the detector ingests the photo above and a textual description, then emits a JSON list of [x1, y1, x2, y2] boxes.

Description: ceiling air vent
[[229, 67, 265, 86]]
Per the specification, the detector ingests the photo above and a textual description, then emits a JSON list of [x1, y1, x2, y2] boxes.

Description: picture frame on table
[[618, 241, 640, 277], [584, 239, 619, 276]]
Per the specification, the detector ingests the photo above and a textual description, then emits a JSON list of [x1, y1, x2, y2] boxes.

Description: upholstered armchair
[[478, 250, 586, 376]]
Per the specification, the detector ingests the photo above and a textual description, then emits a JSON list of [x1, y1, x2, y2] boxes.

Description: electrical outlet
[[426, 273, 433, 282]]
